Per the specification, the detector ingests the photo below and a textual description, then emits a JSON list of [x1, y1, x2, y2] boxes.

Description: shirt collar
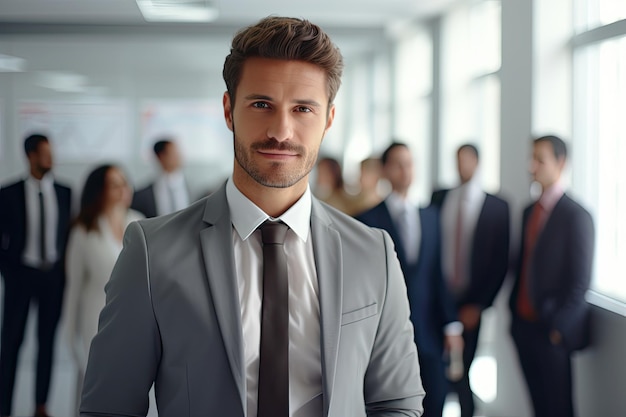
[[385, 191, 414, 218], [26, 172, 54, 191], [538, 181, 565, 213], [458, 176, 484, 202], [159, 170, 185, 186], [226, 177, 311, 242]]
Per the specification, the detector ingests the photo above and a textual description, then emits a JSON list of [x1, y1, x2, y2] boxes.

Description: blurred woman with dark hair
[[63, 164, 143, 414]]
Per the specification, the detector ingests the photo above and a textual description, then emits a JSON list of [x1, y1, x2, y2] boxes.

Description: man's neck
[[232, 170, 308, 218], [392, 188, 409, 200]]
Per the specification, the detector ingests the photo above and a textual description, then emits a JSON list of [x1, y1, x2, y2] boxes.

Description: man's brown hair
[[223, 16, 344, 107]]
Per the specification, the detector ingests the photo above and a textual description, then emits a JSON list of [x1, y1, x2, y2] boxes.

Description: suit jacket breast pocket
[[341, 303, 378, 326]]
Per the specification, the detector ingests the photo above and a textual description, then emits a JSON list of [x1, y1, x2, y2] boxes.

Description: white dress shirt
[[226, 178, 322, 417], [385, 191, 421, 265], [23, 173, 59, 268], [441, 178, 486, 296], [154, 170, 190, 216]]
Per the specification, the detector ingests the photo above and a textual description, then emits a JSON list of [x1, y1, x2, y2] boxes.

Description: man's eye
[[252, 102, 270, 109], [296, 106, 312, 113]]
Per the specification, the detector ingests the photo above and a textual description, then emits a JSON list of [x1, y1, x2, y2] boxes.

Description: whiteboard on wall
[[140, 100, 233, 164], [19, 100, 132, 162]]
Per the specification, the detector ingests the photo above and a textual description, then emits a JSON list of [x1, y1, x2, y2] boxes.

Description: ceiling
[[0, 0, 456, 28], [0, 0, 459, 83]]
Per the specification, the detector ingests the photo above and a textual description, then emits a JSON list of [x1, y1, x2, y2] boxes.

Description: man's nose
[[266, 110, 294, 142]]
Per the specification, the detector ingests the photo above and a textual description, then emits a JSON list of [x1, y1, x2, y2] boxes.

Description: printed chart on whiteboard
[[19, 100, 132, 162], [140, 100, 233, 165]]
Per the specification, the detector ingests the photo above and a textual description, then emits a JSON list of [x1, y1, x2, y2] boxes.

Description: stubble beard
[[232, 128, 319, 189]]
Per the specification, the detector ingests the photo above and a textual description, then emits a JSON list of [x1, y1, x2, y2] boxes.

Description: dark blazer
[[431, 189, 510, 308], [509, 194, 594, 351], [131, 184, 158, 219], [0, 179, 72, 273], [357, 202, 457, 356]]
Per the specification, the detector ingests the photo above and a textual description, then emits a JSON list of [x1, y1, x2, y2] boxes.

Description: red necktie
[[517, 202, 544, 320]]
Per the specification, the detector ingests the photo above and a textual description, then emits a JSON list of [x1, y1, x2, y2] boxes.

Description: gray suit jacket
[[80, 183, 424, 417]]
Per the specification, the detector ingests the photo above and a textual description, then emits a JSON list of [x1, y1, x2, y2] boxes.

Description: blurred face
[[28, 141, 53, 176], [316, 160, 336, 190], [158, 142, 183, 173], [530, 141, 565, 189], [104, 167, 131, 209], [383, 146, 414, 195], [360, 160, 381, 191], [457, 148, 478, 184], [223, 57, 335, 191]]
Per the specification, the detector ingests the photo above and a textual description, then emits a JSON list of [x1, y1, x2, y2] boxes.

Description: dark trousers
[[418, 351, 447, 417], [0, 264, 65, 415], [511, 316, 574, 417], [448, 318, 481, 417]]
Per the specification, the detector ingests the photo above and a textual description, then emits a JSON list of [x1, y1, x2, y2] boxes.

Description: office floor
[[0, 284, 157, 417]]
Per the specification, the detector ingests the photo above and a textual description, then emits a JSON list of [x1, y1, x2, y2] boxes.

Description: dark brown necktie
[[257, 221, 289, 417]]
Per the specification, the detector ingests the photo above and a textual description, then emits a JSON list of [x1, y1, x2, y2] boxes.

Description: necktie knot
[[261, 221, 289, 245]]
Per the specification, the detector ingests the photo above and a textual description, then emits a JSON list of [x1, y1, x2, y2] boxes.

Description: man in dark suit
[[0, 134, 72, 417], [358, 142, 462, 417], [131, 139, 190, 218], [510, 135, 594, 417], [430, 144, 510, 417]]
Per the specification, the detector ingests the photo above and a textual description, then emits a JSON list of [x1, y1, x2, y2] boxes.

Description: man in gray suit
[[80, 16, 424, 417]]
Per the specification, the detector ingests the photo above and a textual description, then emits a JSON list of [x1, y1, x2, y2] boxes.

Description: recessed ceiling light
[[36, 72, 88, 93], [136, 0, 219, 22], [0, 54, 26, 72]]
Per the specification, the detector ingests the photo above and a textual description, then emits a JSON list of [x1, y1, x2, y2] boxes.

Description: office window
[[572, 34, 626, 304], [440, 0, 501, 193], [575, 0, 626, 32], [393, 26, 432, 204]]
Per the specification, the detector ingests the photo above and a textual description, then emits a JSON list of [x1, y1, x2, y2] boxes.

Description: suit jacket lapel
[[18, 181, 27, 244], [311, 199, 343, 417], [199, 184, 246, 414], [378, 203, 407, 267]]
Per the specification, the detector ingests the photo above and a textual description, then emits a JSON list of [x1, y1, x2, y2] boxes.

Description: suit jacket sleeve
[[480, 198, 510, 309], [364, 230, 425, 416], [80, 221, 161, 416], [64, 226, 88, 365], [552, 207, 595, 346]]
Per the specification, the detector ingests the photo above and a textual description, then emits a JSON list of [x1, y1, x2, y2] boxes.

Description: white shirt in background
[[441, 177, 486, 296], [154, 170, 190, 216], [385, 191, 421, 265], [23, 173, 59, 268]]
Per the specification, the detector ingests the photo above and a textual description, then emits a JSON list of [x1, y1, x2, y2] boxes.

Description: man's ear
[[223, 92, 234, 132], [324, 104, 336, 133]]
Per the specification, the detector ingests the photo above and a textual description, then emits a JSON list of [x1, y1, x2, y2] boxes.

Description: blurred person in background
[[0, 133, 72, 417], [430, 143, 510, 417], [509, 135, 594, 417], [347, 157, 383, 216], [357, 142, 462, 417], [63, 164, 143, 416], [313, 156, 352, 214], [131, 138, 190, 218]]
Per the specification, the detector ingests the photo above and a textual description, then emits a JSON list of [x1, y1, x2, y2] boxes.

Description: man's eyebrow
[[243, 94, 322, 108], [244, 94, 272, 101]]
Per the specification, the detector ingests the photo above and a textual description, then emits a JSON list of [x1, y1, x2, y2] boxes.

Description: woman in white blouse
[[64, 164, 143, 413]]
